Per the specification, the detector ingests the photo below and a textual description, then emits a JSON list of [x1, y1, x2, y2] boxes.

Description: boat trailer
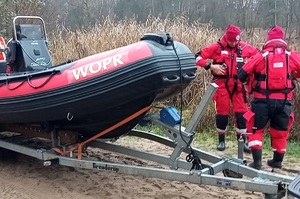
[[0, 83, 299, 199]]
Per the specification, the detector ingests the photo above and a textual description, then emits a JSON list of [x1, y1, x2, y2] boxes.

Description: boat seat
[[5, 24, 52, 72]]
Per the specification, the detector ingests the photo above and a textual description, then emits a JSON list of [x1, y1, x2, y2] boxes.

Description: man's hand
[[210, 64, 226, 75]]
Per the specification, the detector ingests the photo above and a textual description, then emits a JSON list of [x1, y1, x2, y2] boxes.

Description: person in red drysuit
[[195, 25, 258, 152], [238, 25, 300, 170]]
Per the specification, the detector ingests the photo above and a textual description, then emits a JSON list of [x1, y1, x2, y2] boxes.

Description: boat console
[[5, 16, 52, 72]]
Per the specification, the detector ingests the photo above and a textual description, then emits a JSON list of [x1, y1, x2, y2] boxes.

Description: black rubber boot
[[236, 135, 251, 154], [248, 149, 262, 170], [217, 134, 225, 151], [267, 152, 284, 169]]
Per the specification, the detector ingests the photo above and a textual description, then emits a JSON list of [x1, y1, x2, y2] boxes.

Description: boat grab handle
[[162, 75, 180, 84], [182, 72, 196, 82]]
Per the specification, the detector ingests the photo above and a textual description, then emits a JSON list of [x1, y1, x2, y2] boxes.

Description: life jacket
[[214, 41, 247, 102], [254, 46, 294, 99], [213, 40, 244, 78]]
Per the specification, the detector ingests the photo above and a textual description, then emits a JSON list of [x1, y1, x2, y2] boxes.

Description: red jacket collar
[[263, 39, 288, 51]]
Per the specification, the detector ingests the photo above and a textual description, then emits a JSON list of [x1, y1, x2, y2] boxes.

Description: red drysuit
[[238, 39, 300, 154], [196, 35, 258, 137]]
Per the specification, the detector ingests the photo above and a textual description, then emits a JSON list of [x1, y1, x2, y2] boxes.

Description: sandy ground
[[0, 136, 298, 199]]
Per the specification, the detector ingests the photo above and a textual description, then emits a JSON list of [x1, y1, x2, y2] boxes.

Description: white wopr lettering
[[73, 66, 88, 80], [113, 54, 123, 66], [72, 54, 124, 80]]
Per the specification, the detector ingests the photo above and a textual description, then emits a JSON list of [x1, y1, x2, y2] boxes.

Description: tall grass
[[48, 16, 300, 140]]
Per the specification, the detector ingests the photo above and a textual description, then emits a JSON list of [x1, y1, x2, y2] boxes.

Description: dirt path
[[0, 136, 297, 199]]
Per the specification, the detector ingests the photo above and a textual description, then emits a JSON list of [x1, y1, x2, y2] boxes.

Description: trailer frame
[[0, 83, 298, 199]]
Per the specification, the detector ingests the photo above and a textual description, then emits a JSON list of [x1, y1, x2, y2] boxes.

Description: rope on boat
[[27, 70, 59, 88], [5, 70, 59, 90], [6, 78, 27, 90]]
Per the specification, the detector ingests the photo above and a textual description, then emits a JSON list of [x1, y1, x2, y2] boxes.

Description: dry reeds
[[48, 16, 300, 140]]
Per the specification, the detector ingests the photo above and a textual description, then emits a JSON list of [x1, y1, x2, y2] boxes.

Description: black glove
[[194, 50, 201, 59]]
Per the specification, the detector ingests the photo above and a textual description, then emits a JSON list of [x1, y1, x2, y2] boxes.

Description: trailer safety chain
[[186, 150, 214, 175], [52, 105, 152, 159]]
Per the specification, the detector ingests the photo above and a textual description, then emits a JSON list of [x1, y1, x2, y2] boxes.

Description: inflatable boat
[[0, 16, 196, 141]]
